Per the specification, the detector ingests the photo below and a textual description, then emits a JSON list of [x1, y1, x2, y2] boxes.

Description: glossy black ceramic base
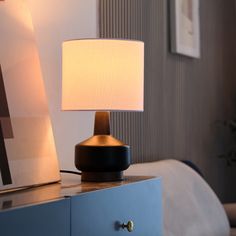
[[75, 112, 130, 182], [75, 135, 130, 182]]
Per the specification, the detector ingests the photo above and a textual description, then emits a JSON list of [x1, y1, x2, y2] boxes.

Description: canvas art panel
[[0, 0, 60, 192], [170, 0, 200, 58]]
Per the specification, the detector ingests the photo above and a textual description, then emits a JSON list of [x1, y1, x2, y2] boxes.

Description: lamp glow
[[62, 39, 144, 111]]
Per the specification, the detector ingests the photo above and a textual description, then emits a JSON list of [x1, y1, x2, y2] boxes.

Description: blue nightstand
[[0, 176, 162, 236]]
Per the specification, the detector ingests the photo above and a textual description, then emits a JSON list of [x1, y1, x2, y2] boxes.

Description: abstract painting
[[0, 0, 60, 192], [170, 0, 200, 58]]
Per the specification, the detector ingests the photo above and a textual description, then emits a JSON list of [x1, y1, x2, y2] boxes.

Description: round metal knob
[[122, 220, 134, 232]]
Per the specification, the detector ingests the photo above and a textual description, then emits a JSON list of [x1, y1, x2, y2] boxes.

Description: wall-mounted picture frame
[[0, 0, 60, 192], [170, 0, 200, 58]]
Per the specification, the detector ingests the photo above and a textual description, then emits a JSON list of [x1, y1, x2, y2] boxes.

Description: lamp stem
[[94, 111, 110, 135]]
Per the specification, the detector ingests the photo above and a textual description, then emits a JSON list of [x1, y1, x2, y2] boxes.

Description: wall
[[27, 0, 98, 170], [100, 0, 236, 202]]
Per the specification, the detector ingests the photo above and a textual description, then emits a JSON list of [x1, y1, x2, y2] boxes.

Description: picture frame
[[0, 0, 60, 192], [170, 0, 200, 58]]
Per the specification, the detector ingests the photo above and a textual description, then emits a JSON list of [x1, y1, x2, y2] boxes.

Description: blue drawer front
[[71, 178, 162, 236], [0, 198, 70, 236]]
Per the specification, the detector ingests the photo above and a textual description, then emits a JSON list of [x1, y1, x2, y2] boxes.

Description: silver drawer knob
[[122, 220, 134, 232]]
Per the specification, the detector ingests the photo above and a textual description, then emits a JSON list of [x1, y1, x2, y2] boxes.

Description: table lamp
[[62, 39, 144, 182]]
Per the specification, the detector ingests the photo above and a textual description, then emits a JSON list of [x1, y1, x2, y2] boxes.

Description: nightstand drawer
[[0, 199, 70, 236], [71, 178, 162, 236]]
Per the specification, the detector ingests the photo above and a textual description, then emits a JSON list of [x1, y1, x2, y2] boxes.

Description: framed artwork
[[170, 0, 200, 58], [0, 0, 60, 192]]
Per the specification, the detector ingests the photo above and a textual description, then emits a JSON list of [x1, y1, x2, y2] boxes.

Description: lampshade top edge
[[63, 38, 144, 44]]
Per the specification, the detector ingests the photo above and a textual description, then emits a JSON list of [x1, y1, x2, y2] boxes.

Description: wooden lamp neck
[[94, 111, 110, 135]]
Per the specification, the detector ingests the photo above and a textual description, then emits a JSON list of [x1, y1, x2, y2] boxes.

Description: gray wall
[[99, 0, 236, 202], [28, 0, 98, 171]]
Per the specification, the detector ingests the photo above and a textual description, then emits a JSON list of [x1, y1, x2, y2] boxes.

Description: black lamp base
[[81, 171, 123, 182], [75, 134, 130, 182], [75, 111, 130, 182]]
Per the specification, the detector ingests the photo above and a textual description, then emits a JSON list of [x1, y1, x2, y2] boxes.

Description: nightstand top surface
[[0, 175, 159, 212]]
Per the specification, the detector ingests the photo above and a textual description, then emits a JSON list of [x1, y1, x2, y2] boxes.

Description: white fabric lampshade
[[62, 39, 144, 111]]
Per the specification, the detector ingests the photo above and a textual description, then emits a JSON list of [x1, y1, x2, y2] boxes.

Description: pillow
[[126, 160, 230, 236]]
